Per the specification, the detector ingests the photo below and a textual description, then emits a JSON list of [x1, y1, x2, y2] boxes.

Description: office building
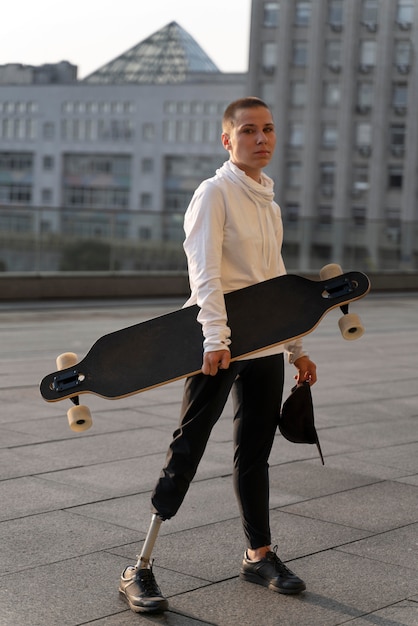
[[248, 0, 418, 269]]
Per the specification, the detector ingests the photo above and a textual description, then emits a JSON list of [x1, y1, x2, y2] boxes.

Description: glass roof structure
[[83, 21, 220, 84]]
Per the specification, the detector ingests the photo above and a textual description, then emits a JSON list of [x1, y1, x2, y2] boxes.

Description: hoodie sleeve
[[183, 182, 231, 353]]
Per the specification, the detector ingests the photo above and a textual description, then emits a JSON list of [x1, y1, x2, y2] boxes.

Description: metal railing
[[0, 204, 417, 273]]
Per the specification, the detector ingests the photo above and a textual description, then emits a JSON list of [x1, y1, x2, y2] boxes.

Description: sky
[[1, 0, 252, 79]]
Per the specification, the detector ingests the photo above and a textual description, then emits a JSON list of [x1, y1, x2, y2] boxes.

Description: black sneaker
[[119, 563, 169, 613], [240, 546, 306, 595]]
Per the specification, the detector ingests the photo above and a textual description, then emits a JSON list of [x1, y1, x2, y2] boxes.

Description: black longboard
[[40, 270, 370, 404]]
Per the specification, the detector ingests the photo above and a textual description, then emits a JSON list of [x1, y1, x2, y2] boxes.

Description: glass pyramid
[[83, 21, 220, 84]]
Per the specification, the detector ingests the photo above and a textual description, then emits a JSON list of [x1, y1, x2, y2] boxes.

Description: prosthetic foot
[[119, 514, 168, 613]]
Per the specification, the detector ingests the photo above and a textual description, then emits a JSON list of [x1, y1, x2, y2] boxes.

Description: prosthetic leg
[[119, 513, 168, 613], [135, 513, 163, 568]]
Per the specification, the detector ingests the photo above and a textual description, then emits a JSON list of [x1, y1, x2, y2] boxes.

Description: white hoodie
[[183, 160, 307, 364]]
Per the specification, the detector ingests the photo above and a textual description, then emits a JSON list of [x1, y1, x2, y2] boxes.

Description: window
[[359, 40, 377, 67], [353, 165, 369, 192], [295, 1, 311, 26], [352, 206, 366, 227], [262, 42, 277, 73], [261, 82, 275, 107], [317, 205, 333, 226], [263, 1, 280, 27], [0, 184, 31, 204], [395, 40, 412, 68], [284, 203, 299, 223], [389, 124, 406, 151], [43, 156, 54, 170], [392, 82, 408, 109], [320, 162, 335, 189], [386, 208, 401, 228], [361, 0, 379, 24], [86, 101, 98, 114], [292, 41, 308, 66], [163, 119, 176, 142], [41, 188, 52, 204], [191, 101, 204, 114], [290, 82, 307, 107], [357, 82, 374, 108], [325, 40, 342, 68], [177, 102, 191, 115], [176, 120, 189, 142], [140, 193, 152, 209], [203, 120, 219, 142], [388, 165, 403, 188], [142, 123, 155, 141], [356, 122, 372, 146], [42, 122, 54, 140], [322, 124, 338, 148], [0, 153, 33, 172], [142, 158, 154, 173], [287, 162, 302, 188], [190, 120, 203, 143], [397, 0, 414, 25], [324, 82, 341, 107], [328, 0, 343, 27], [289, 123, 304, 147], [204, 102, 218, 115]]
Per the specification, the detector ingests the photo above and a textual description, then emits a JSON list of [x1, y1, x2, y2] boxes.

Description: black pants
[[151, 354, 284, 549]]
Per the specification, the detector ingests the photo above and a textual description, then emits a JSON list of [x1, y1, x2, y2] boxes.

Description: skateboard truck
[[320, 264, 365, 340], [322, 276, 357, 299], [53, 353, 93, 432], [51, 368, 84, 392]]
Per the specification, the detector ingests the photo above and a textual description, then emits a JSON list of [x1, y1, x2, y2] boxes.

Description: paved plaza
[[0, 292, 417, 626]]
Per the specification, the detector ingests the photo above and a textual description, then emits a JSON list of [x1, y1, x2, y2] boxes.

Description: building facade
[[1, 9, 418, 272], [248, 0, 418, 270], [0, 23, 244, 271]]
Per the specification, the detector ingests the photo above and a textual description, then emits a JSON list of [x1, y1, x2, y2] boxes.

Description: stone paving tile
[[346, 602, 418, 626], [0, 510, 143, 575], [88, 611, 217, 625], [170, 551, 418, 626], [335, 522, 418, 572], [281, 480, 418, 533], [0, 551, 207, 626], [67, 475, 303, 537], [110, 513, 370, 582], [0, 476, 107, 522], [341, 442, 418, 474], [38, 440, 233, 497], [269, 458, 383, 500], [9, 428, 170, 472]]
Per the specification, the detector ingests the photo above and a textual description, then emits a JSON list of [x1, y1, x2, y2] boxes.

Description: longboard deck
[[40, 271, 370, 402]]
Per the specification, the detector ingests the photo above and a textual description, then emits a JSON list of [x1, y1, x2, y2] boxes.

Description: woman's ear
[[222, 133, 231, 151]]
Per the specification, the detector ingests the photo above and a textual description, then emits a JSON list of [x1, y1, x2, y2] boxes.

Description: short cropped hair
[[222, 97, 271, 133]]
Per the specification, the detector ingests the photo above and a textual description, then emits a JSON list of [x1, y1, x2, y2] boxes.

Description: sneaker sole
[[239, 571, 306, 595], [119, 588, 169, 613]]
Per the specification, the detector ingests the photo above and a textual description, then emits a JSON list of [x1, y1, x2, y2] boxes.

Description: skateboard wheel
[[320, 264, 343, 281], [56, 352, 78, 370], [339, 313, 365, 340], [68, 405, 92, 432]]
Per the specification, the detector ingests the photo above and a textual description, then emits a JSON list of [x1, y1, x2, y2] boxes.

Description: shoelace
[[136, 564, 161, 596], [266, 545, 294, 576]]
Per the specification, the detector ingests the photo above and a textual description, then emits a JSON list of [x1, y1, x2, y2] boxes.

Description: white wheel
[[338, 313, 365, 340], [56, 352, 78, 370], [68, 405, 92, 432], [320, 263, 343, 281]]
